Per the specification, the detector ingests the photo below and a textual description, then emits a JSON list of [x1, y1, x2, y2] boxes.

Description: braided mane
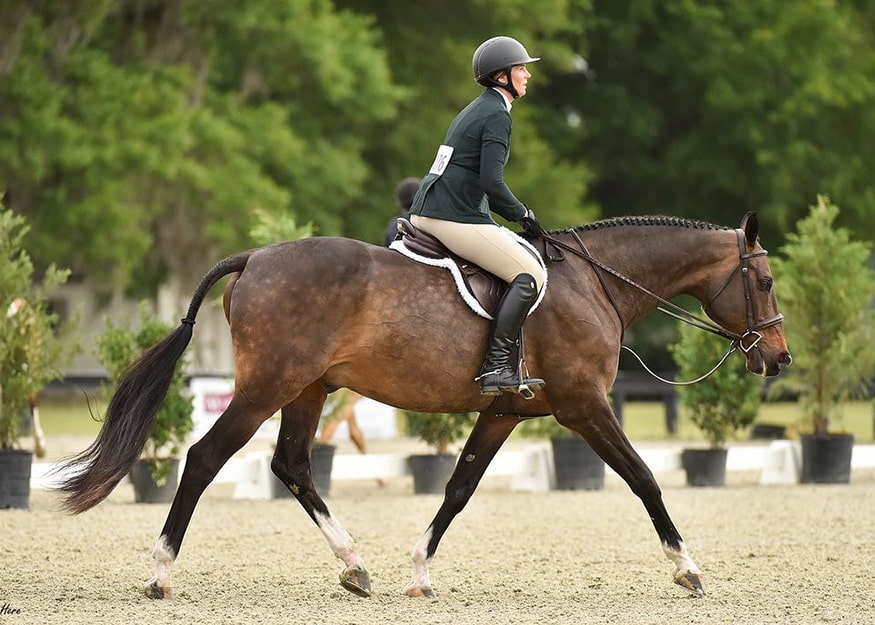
[[552, 215, 731, 235]]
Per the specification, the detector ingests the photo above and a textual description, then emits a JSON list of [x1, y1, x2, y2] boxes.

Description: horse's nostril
[[779, 352, 792, 366]]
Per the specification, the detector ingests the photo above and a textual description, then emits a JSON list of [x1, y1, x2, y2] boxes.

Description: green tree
[[0, 0, 403, 293], [5, 0, 875, 310], [541, 0, 875, 251], [249, 208, 313, 245], [336, 0, 598, 240], [0, 205, 76, 448], [770, 196, 875, 434]]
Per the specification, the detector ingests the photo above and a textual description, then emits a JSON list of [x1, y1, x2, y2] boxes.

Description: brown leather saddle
[[393, 218, 546, 402], [394, 218, 507, 316]]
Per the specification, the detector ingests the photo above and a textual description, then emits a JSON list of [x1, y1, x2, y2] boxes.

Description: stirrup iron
[[516, 359, 544, 400]]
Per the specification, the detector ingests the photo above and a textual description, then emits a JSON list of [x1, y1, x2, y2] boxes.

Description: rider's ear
[[741, 211, 759, 247]]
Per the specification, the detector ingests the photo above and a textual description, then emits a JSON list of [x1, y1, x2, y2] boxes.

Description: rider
[[408, 35, 547, 397]]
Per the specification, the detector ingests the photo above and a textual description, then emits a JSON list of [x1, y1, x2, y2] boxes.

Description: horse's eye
[[758, 277, 773, 291]]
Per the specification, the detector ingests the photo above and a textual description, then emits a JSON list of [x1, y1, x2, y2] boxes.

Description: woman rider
[[408, 36, 547, 397]]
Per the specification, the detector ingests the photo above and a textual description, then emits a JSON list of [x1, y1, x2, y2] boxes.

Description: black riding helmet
[[472, 36, 540, 99]]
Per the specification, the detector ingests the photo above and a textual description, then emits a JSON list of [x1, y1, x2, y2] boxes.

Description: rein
[[538, 228, 784, 386]]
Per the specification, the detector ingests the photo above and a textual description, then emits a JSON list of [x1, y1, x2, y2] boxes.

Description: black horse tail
[[55, 251, 254, 514]]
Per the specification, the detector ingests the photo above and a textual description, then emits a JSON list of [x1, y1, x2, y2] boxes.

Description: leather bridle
[[700, 228, 785, 353], [538, 227, 784, 383]]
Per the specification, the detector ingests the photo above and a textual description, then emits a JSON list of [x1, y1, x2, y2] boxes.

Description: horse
[[54, 212, 791, 600]]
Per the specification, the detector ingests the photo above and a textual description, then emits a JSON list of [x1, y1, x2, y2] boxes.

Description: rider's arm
[[479, 113, 527, 223]]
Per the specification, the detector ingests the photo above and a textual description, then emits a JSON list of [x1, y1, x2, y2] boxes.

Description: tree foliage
[[669, 324, 762, 448], [769, 196, 875, 434], [547, 0, 875, 252], [248, 207, 313, 246], [0, 0, 403, 292], [1, 0, 873, 316], [0, 205, 76, 448], [402, 410, 475, 455], [335, 0, 597, 238]]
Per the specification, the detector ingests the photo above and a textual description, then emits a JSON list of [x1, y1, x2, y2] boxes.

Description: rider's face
[[496, 64, 531, 98], [509, 64, 531, 97]]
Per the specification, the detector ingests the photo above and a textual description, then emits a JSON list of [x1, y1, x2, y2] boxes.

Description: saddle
[[392, 218, 547, 401], [393, 218, 508, 317]]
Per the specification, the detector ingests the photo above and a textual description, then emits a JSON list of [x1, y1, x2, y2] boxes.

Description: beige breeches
[[411, 215, 546, 290]]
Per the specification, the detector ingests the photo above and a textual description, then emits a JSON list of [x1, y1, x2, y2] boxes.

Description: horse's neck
[[583, 225, 736, 327]]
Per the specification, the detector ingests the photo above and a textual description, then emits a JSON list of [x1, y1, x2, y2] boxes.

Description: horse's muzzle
[[757, 349, 792, 378]]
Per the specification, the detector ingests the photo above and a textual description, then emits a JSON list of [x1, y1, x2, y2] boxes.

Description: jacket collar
[[489, 87, 513, 112]]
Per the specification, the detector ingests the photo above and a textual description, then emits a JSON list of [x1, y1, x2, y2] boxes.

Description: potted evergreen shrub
[[517, 417, 605, 491], [0, 207, 76, 509], [769, 196, 875, 483], [402, 410, 475, 494], [96, 304, 194, 502], [669, 322, 763, 487]]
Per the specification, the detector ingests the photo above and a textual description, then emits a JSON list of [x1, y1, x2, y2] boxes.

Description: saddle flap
[[458, 263, 506, 313]]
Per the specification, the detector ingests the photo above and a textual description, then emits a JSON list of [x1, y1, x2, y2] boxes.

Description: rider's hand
[[519, 208, 544, 237]]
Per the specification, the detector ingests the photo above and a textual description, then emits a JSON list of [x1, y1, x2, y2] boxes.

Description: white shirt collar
[[491, 87, 513, 112]]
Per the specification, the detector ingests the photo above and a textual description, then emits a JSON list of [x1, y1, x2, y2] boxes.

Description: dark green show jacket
[[409, 89, 527, 225]]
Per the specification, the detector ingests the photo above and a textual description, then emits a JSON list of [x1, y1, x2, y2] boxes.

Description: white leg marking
[[146, 535, 176, 591], [315, 512, 365, 570], [406, 526, 434, 594], [663, 540, 702, 576]]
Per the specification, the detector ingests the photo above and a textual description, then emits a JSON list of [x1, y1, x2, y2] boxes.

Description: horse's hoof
[[403, 585, 437, 598], [340, 565, 371, 598], [674, 571, 706, 596], [144, 581, 172, 600]]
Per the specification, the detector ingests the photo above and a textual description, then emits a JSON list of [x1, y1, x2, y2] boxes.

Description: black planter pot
[[129, 459, 180, 504], [681, 448, 728, 487], [551, 437, 605, 491], [800, 433, 854, 484], [408, 454, 456, 495], [0, 449, 33, 509], [272, 443, 336, 499]]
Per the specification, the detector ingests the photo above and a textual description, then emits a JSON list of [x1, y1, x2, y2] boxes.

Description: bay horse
[[55, 212, 790, 600]]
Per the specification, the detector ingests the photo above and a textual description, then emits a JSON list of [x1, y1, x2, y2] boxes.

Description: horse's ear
[[740, 211, 759, 247]]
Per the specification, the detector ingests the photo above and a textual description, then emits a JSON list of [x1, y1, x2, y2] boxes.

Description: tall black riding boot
[[475, 274, 545, 396]]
